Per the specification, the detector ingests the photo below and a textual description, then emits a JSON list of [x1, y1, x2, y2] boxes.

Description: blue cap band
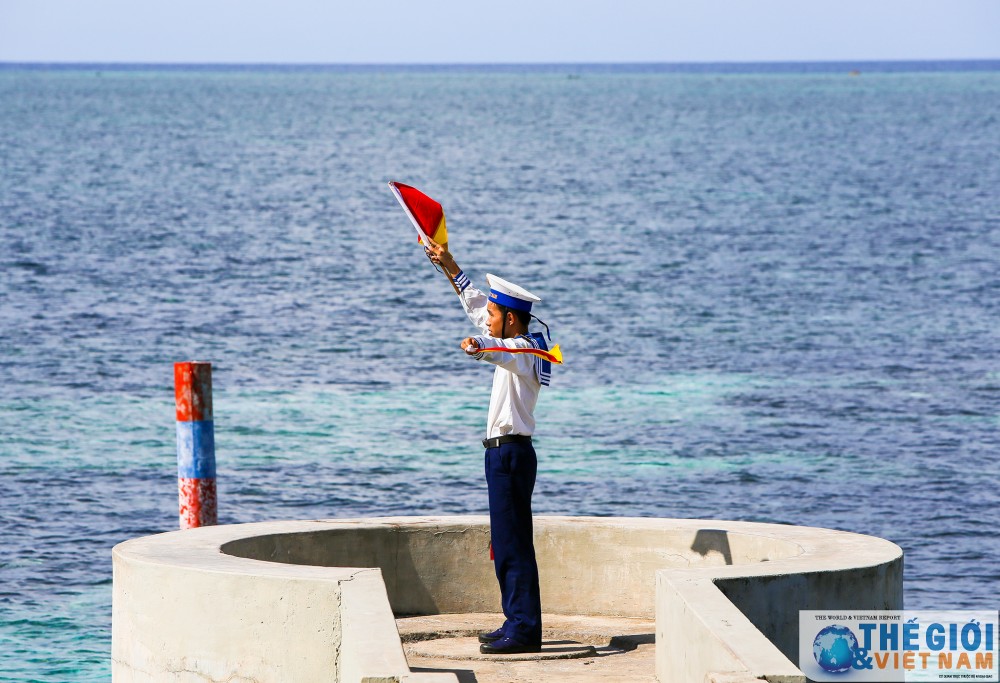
[[489, 289, 533, 312]]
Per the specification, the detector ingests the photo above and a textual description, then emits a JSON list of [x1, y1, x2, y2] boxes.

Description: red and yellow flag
[[388, 181, 448, 248], [476, 345, 564, 365]]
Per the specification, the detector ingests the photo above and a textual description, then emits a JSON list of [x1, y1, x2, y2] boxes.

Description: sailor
[[427, 243, 552, 655]]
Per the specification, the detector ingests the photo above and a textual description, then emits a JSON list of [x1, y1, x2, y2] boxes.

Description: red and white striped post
[[174, 361, 217, 528]]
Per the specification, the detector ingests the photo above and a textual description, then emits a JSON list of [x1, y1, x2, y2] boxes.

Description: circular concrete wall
[[220, 517, 805, 617]]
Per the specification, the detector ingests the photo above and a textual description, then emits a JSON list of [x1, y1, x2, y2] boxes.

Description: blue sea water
[[1, 61, 998, 680]]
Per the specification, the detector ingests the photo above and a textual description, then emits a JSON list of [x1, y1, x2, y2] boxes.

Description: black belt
[[482, 434, 532, 449]]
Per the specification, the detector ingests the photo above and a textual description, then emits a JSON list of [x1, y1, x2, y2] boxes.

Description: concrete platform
[[400, 613, 654, 682], [111, 516, 903, 682]]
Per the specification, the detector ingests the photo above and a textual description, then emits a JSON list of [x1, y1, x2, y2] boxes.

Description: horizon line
[[2, 57, 1000, 67]]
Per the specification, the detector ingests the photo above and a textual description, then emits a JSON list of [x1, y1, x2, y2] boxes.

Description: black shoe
[[478, 628, 505, 644], [479, 637, 542, 655]]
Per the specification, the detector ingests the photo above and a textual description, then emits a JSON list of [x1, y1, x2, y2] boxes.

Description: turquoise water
[[1, 63, 999, 680]]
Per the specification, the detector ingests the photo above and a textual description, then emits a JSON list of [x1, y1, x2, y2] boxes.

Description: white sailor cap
[[486, 274, 541, 313]]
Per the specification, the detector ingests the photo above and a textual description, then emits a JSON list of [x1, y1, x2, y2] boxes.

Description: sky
[[1, 0, 998, 64]]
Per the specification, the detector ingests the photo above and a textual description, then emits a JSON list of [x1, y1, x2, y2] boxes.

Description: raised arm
[[425, 243, 461, 296], [425, 242, 461, 280], [426, 243, 490, 334]]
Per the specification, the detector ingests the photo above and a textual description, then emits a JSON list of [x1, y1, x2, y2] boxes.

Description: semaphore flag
[[388, 181, 448, 249]]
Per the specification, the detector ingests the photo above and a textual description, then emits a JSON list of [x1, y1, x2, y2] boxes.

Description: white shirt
[[458, 282, 541, 439]]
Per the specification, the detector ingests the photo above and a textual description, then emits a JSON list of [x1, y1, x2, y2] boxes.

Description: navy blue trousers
[[485, 441, 542, 646]]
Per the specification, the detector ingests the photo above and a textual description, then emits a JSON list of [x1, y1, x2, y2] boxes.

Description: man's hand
[[425, 243, 459, 276], [461, 338, 480, 355]]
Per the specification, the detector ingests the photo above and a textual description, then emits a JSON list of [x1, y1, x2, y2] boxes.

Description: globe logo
[[813, 624, 859, 673]]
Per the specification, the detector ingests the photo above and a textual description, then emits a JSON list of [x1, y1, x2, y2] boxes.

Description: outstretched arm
[[459, 335, 537, 377]]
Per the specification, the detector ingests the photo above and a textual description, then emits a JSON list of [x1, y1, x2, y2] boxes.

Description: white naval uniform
[[454, 273, 542, 439]]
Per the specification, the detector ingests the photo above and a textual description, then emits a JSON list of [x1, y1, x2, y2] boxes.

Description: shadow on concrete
[[608, 633, 655, 650], [690, 528, 733, 565], [411, 666, 478, 683]]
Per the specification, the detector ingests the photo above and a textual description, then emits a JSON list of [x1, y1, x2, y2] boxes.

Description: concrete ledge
[[655, 522, 903, 683], [112, 516, 902, 682]]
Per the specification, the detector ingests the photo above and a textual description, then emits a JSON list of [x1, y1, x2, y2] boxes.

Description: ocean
[[1, 61, 998, 681]]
